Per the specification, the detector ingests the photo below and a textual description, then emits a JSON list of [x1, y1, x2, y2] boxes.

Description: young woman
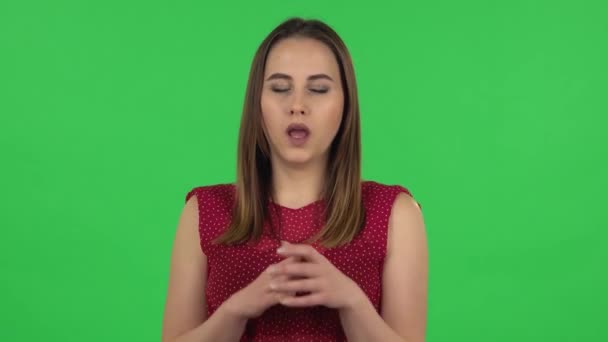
[[162, 17, 427, 342]]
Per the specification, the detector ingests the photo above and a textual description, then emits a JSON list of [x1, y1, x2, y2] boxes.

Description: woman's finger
[[271, 277, 320, 293], [280, 292, 325, 307], [276, 243, 322, 263], [280, 261, 318, 278]]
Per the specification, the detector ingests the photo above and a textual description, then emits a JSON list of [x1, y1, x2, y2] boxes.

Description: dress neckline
[[269, 198, 325, 212]]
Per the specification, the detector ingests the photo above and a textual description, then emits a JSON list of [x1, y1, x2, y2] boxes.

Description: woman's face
[[261, 37, 344, 166]]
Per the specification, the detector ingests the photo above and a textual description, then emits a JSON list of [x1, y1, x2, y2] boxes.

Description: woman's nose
[[289, 98, 306, 115], [290, 108, 305, 115], [288, 89, 308, 115]]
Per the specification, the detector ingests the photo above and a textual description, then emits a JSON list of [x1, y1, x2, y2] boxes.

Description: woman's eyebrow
[[265, 73, 334, 82]]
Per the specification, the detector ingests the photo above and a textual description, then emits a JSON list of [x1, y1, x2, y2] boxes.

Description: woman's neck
[[270, 158, 326, 209]]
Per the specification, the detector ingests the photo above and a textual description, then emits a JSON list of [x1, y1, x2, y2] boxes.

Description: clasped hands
[[267, 240, 365, 310]]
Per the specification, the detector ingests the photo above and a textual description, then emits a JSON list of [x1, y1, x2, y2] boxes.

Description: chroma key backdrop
[[1, 1, 607, 341]]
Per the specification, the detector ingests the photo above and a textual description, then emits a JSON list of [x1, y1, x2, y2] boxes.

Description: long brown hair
[[213, 17, 364, 248]]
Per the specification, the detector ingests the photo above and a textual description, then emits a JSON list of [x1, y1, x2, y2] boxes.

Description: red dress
[[185, 180, 419, 341]]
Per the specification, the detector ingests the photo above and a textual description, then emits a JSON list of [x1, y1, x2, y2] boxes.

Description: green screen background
[[1, 0, 606, 341]]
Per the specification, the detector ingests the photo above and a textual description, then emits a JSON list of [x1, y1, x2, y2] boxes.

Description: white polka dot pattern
[[184, 180, 417, 341]]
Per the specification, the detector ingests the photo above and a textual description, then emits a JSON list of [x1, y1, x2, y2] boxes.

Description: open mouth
[[286, 123, 310, 138], [286, 123, 310, 145]]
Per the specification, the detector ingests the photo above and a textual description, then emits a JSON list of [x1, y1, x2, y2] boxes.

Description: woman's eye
[[269, 86, 328, 94], [271, 87, 289, 93]]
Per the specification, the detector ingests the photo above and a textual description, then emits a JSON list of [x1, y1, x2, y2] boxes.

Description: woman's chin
[[280, 151, 316, 165]]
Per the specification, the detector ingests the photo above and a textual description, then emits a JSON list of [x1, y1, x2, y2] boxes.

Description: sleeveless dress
[[184, 180, 420, 341]]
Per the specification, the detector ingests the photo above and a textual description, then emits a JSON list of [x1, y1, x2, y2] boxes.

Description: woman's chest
[[204, 235, 384, 312]]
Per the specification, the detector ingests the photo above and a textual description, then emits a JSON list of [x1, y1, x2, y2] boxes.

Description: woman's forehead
[[264, 38, 340, 79]]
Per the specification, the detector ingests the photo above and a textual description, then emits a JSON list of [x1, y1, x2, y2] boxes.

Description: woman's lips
[[286, 123, 310, 146]]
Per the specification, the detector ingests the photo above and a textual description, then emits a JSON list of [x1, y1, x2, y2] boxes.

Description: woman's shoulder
[[185, 182, 236, 204], [362, 179, 421, 209], [362, 179, 414, 197]]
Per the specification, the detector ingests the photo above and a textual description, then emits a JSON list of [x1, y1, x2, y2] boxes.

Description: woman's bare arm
[[340, 193, 428, 342], [161, 195, 248, 342]]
